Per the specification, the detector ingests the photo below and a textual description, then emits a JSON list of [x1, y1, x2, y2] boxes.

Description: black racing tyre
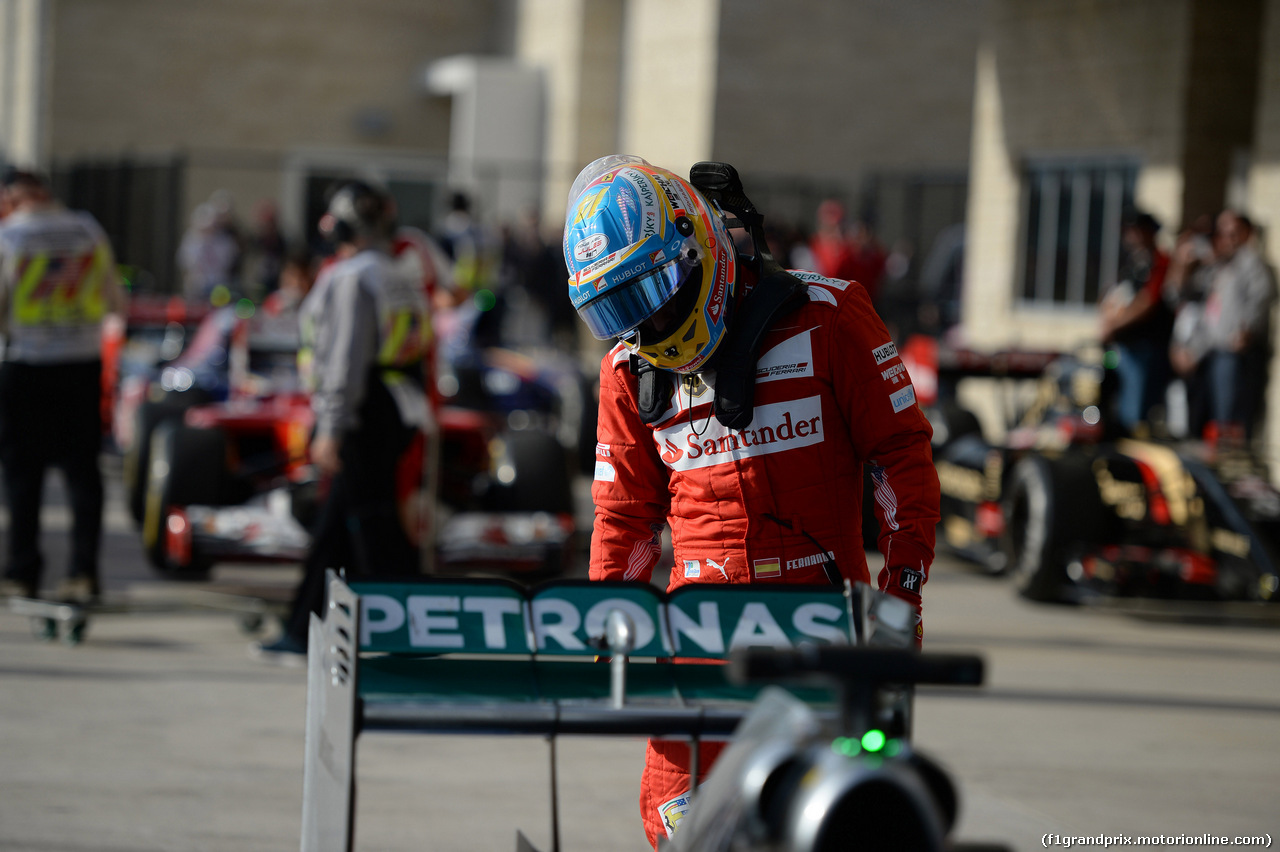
[[124, 400, 177, 525], [141, 423, 227, 579], [1002, 453, 1104, 603], [123, 389, 210, 525], [905, 750, 959, 836], [929, 402, 983, 449], [489, 429, 575, 514]]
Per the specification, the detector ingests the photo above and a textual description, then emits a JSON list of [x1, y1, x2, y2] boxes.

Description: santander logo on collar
[[653, 396, 824, 471]]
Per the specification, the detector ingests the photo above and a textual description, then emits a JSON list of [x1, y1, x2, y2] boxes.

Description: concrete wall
[[36, 0, 984, 234], [712, 0, 981, 193], [47, 0, 509, 226], [1181, 0, 1266, 226], [963, 0, 1193, 351]]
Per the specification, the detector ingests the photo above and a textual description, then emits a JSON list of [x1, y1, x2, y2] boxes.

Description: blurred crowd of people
[[1099, 208, 1278, 446], [172, 187, 582, 362], [753, 194, 1280, 449], [745, 198, 962, 345], [23, 171, 1280, 457]]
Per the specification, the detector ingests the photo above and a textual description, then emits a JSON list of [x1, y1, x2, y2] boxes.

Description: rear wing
[[300, 572, 962, 852]]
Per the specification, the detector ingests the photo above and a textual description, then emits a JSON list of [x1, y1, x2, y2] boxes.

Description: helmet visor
[[576, 256, 696, 340]]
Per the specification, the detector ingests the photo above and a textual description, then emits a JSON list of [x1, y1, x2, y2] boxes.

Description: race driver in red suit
[[562, 156, 940, 848]]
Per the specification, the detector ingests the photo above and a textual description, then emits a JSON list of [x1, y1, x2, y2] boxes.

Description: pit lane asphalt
[[1, 459, 1278, 851]]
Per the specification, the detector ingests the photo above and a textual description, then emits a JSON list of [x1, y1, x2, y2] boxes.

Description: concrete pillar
[[516, 0, 624, 224], [0, 0, 49, 168], [617, 0, 720, 178], [516, 0, 720, 223], [960, 44, 1020, 350], [1246, 0, 1280, 477]]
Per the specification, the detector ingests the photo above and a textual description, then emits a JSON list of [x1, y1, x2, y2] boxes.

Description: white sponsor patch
[[872, 341, 899, 366], [573, 233, 608, 262], [595, 442, 611, 457], [594, 460, 616, 482], [653, 396, 824, 472], [807, 286, 838, 306], [574, 249, 622, 284], [786, 551, 835, 571], [880, 362, 906, 382], [683, 560, 701, 578], [791, 269, 850, 290], [756, 328, 816, 383], [890, 385, 917, 413]]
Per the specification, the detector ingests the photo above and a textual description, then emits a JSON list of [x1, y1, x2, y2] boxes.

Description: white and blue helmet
[[563, 155, 736, 374]]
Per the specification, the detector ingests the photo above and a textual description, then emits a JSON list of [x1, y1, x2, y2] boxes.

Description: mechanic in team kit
[[563, 156, 940, 848], [257, 180, 431, 658], [0, 168, 127, 603]]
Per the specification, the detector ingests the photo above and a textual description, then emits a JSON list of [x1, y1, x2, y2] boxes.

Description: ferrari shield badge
[[659, 792, 693, 839]]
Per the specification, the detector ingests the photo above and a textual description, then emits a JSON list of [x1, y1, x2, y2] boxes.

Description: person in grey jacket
[[1196, 210, 1275, 442], [258, 180, 430, 659]]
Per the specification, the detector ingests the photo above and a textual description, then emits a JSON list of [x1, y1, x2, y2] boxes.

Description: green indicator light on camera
[[861, 729, 887, 753], [831, 736, 861, 757], [474, 289, 497, 312], [235, 298, 256, 320], [1103, 349, 1120, 370], [884, 739, 903, 757]]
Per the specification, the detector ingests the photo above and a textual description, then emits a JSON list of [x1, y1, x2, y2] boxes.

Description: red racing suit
[[589, 270, 940, 848]]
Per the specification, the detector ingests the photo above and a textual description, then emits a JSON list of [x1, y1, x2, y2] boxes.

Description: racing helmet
[[319, 180, 394, 245], [563, 155, 736, 373]]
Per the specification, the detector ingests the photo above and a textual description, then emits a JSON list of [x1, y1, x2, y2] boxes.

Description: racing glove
[[876, 546, 927, 649]]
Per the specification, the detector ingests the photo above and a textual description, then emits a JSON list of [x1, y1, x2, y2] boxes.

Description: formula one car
[[119, 301, 587, 582], [925, 343, 1280, 604]]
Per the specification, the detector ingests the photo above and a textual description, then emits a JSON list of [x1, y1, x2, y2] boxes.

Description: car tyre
[[930, 402, 983, 448], [492, 429, 575, 514], [141, 422, 227, 579], [1003, 453, 1102, 603], [123, 390, 209, 525]]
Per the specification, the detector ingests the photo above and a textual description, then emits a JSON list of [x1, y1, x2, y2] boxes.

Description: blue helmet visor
[[575, 257, 694, 340]]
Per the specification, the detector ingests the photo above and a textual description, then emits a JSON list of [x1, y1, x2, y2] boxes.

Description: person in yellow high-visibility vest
[[0, 168, 127, 602]]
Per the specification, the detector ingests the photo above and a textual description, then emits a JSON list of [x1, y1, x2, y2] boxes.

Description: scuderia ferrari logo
[[653, 396, 824, 471]]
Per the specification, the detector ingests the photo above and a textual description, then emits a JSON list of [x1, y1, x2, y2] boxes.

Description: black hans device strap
[[631, 355, 672, 425], [710, 269, 808, 430]]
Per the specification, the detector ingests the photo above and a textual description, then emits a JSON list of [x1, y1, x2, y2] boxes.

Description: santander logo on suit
[[653, 327, 824, 471], [654, 395, 825, 471]]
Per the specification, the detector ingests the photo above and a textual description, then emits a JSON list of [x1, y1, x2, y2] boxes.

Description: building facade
[[1, 0, 981, 291], [963, 0, 1280, 462]]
